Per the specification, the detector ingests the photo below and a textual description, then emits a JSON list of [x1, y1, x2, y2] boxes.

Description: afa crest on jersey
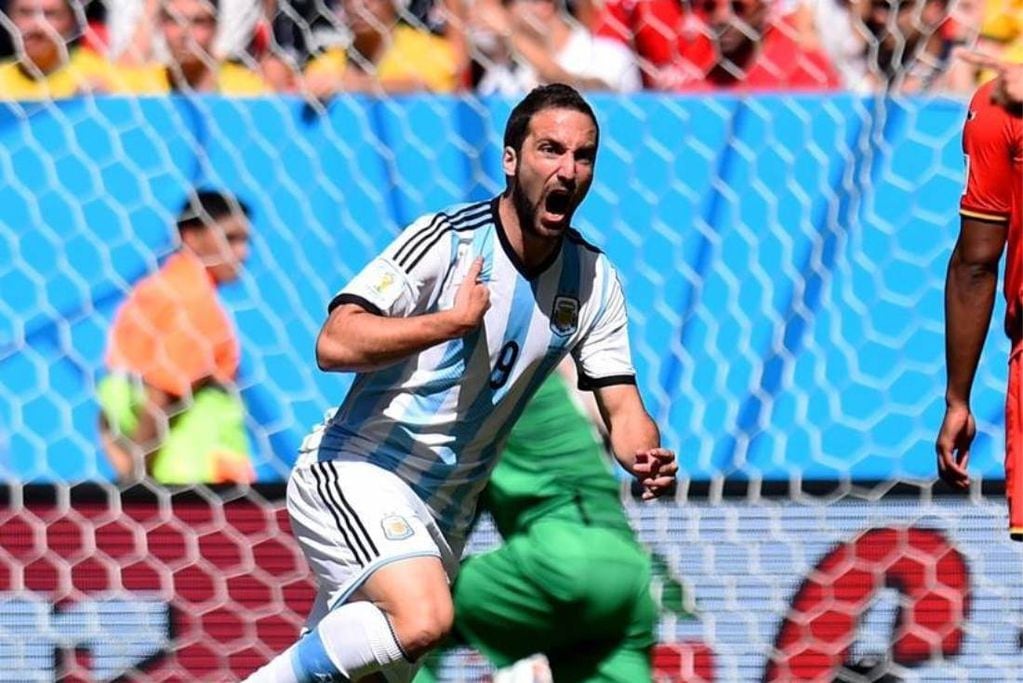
[[381, 514, 413, 540], [551, 295, 579, 336]]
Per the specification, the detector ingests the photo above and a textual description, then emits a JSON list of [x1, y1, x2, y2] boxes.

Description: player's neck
[[497, 195, 561, 275]]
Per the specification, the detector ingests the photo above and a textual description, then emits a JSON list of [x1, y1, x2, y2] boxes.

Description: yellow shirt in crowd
[[0, 49, 266, 99], [305, 25, 458, 93], [0, 47, 122, 100], [981, 0, 1023, 66], [122, 61, 267, 95]]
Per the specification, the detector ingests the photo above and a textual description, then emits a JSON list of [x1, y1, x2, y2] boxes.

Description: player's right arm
[[937, 84, 1011, 489], [317, 257, 489, 372], [317, 213, 491, 373]]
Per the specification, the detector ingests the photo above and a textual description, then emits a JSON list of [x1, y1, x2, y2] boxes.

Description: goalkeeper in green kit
[[418, 365, 658, 682]]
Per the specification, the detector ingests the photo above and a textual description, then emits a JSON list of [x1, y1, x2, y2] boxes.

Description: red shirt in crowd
[[594, 0, 691, 86], [672, 15, 840, 91], [594, 0, 839, 91]]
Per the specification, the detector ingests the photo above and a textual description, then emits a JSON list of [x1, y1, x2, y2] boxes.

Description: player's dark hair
[[503, 83, 599, 155], [177, 189, 248, 234]]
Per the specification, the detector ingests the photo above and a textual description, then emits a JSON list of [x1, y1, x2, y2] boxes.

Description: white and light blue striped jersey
[[306, 198, 636, 540]]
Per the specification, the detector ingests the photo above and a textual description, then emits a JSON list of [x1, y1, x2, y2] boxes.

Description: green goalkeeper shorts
[[451, 518, 656, 683]]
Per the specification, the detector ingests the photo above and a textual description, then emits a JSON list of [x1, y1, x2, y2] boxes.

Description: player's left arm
[[573, 263, 676, 498], [593, 383, 677, 500]]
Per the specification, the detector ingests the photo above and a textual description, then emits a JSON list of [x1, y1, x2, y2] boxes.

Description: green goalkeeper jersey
[[483, 372, 634, 539]]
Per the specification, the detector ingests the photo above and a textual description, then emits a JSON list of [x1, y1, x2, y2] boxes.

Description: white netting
[[0, 1, 1020, 676]]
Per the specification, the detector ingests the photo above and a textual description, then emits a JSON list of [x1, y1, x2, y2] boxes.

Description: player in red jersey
[[937, 62, 1023, 538]]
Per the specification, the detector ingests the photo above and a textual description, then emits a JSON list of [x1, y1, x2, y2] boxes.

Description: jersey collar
[[491, 196, 563, 281]]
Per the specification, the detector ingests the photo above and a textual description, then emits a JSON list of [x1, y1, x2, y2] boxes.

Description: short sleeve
[[329, 212, 455, 318], [961, 84, 1014, 223], [572, 266, 637, 390]]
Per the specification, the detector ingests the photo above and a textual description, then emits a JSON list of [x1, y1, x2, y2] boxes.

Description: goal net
[[0, 41, 1019, 683]]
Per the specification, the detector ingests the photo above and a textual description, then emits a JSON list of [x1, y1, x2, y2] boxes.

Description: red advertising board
[[0, 485, 1014, 682]]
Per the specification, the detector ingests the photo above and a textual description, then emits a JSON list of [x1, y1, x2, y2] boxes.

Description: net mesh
[[0, 5, 1020, 677]]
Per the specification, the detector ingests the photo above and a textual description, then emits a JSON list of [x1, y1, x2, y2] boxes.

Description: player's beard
[[510, 178, 571, 241], [509, 180, 539, 239]]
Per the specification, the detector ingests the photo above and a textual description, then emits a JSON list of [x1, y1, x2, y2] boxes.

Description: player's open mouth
[[543, 190, 571, 220]]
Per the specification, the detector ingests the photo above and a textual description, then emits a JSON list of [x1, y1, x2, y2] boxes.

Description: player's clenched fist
[[633, 448, 678, 500], [447, 258, 491, 334]]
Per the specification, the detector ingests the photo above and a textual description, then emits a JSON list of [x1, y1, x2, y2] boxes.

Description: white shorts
[[286, 456, 462, 629]]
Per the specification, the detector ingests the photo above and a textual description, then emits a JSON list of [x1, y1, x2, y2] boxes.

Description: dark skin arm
[[936, 216, 1007, 489]]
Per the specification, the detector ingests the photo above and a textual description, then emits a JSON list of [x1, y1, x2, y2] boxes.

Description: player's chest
[[480, 269, 587, 351]]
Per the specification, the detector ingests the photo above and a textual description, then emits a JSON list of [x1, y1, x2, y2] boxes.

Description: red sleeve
[[961, 82, 1013, 223]]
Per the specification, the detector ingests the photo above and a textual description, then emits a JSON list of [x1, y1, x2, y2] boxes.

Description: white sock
[[319, 601, 410, 679], [244, 601, 410, 683]]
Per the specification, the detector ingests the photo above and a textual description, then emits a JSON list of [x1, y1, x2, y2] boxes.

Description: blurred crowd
[[0, 0, 1019, 99]]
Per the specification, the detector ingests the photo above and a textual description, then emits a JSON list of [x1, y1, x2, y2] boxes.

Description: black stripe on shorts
[[311, 462, 367, 566], [326, 461, 381, 558], [319, 462, 376, 564]]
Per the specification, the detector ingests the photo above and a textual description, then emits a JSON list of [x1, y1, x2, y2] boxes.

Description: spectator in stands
[[671, 0, 840, 90], [591, 0, 697, 88], [106, 0, 261, 67], [259, 0, 347, 90], [300, 0, 459, 96], [0, 0, 121, 97], [944, 0, 1023, 90], [470, 0, 641, 94], [124, 0, 266, 94], [98, 189, 255, 485], [807, 0, 873, 90], [980, 0, 1023, 65], [854, 0, 953, 92], [0, 0, 107, 58], [262, 0, 467, 91]]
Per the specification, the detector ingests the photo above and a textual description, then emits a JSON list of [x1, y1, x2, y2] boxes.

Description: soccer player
[[936, 72, 1022, 538], [246, 83, 677, 683], [416, 364, 657, 683]]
